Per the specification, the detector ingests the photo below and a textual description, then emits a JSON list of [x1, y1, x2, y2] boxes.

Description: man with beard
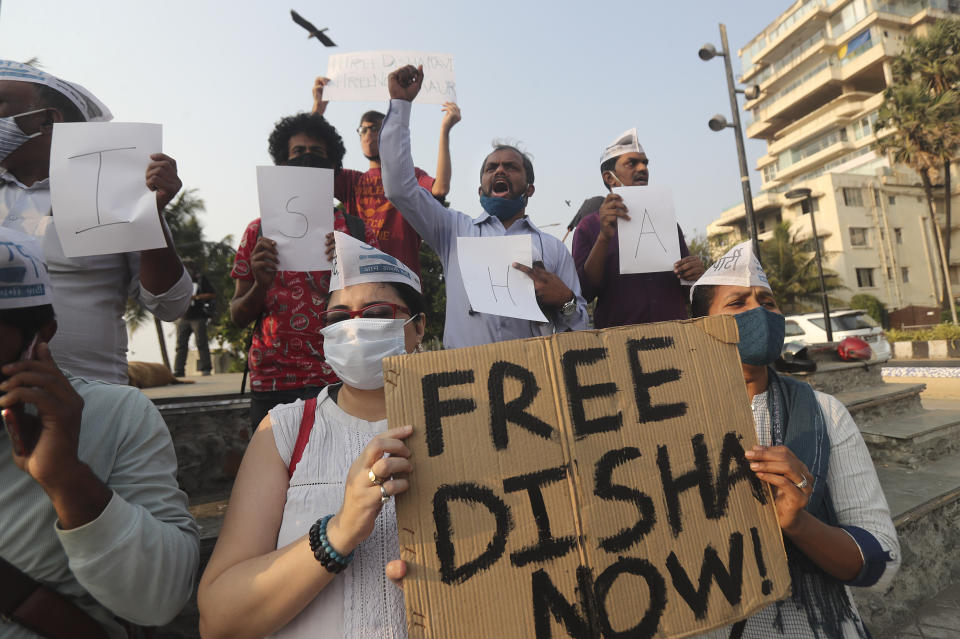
[[572, 128, 705, 328], [380, 65, 587, 348], [312, 77, 460, 275], [0, 228, 198, 639], [0, 61, 191, 384], [230, 113, 378, 428]]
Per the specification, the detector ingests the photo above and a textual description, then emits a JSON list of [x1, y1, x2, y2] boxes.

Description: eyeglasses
[[321, 302, 410, 327], [356, 124, 381, 136]]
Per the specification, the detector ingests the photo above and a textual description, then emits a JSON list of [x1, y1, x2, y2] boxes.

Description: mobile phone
[[2, 335, 41, 456]]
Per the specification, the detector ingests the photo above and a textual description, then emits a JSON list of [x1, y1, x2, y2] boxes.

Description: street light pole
[[787, 188, 833, 342], [700, 24, 761, 262]]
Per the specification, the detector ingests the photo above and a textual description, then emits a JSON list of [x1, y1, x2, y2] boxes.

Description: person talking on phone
[[0, 228, 199, 639]]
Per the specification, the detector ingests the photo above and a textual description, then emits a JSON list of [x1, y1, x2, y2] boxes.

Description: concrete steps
[[860, 409, 960, 469], [790, 360, 885, 396], [833, 383, 925, 428]]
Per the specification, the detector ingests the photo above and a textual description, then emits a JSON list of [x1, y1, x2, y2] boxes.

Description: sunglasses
[[321, 302, 410, 327]]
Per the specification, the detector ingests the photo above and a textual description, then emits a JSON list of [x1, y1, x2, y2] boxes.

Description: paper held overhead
[[49, 122, 166, 258], [323, 51, 456, 104], [614, 184, 682, 275], [256, 166, 335, 272], [456, 235, 548, 323], [385, 317, 790, 639]]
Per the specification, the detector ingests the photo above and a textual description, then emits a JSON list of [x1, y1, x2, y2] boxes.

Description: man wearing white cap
[[687, 241, 899, 639], [0, 60, 191, 384], [572, 128, 704, 328], [0, 228, 198, 638], [380, 65, 588, 348]]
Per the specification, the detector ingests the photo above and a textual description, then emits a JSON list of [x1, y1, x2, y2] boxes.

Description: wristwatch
[[560, 296, 577, 317]]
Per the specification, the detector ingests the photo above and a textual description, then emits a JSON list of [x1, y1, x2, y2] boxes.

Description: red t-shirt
[[335, 167, 435, 276], [230, 211, 379, 392]]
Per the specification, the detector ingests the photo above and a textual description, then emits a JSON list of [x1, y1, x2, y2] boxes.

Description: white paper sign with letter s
[[456, 235, 547, 323], [49, 122, 166, 258], [324, 50, 456, 104], [614, 184, 682, 274], [257, 166, 335, 271]]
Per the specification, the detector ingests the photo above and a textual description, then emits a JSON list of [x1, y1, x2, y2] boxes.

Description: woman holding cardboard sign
[[198, 232, 425, 639], [688, 241, 899, 639]]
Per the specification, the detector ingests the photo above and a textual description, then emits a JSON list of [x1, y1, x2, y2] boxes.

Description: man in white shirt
[[0, 60, 191, 384], [0, 228, 199, 638]]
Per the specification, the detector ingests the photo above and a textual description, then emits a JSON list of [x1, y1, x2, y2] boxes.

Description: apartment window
[[888, 195, 896, 205], [758, 219, 766, 233], [849, 227, 869, 246], [894, 227, 903, 244], [887, 267, 893, 280], [856, 268, 875, 288], [843, 187, 864, 207], [901, 267, 910, 283]]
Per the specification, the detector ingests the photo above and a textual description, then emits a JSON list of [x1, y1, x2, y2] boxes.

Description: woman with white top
[[198, 235, 425, 639]]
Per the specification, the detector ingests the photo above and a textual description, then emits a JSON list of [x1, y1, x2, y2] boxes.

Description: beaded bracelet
[[308, 515, 355, 574]]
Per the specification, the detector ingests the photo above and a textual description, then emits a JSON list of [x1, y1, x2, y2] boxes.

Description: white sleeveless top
[[269, 386, 407, 638]]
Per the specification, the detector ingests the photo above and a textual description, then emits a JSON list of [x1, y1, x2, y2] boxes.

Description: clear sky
[[0, 0, 791, 361]]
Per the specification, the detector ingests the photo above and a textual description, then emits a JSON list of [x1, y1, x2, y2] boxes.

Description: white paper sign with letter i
[[49, 122, 166, 258], [257, 166, 335, 272], [614, 184, 682, 274], [456, 235, 547, 323]]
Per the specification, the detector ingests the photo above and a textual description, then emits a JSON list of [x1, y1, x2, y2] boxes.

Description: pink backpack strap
[[288, 397, 318, 479]]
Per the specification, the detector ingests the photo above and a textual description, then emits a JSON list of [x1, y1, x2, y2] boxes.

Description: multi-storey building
[[707, 0, 960, 311]]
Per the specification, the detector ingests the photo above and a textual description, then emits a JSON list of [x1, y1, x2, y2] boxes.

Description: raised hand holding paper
[[456, 235, 547, 323], [324, 51, 456, 104], [49, 122, 166, 258], [614, 184, 681, 274], [257, 166, 335, 271]]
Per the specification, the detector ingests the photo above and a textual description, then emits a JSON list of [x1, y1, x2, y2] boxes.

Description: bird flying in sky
[[290, 9, 337, 47]]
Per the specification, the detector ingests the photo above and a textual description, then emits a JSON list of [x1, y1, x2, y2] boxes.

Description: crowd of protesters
[[0, 59, 898, 639]]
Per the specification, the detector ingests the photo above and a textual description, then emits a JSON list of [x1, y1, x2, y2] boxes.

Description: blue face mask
[[735, 306, 785, 366], [480, 193, 527, 222]]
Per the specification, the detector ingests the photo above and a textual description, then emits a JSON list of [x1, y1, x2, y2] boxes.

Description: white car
[[784, 310, 892, 362]]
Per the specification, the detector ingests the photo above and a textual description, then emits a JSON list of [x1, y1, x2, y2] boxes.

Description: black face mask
[[285, 152, 335, 169]]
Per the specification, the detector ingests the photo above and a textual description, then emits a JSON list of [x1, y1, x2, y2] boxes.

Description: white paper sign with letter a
[[257, 166, 335, 272], [49, 122, 166, 258], [614, 184, 681, 274], [457, 235, 547, 323]]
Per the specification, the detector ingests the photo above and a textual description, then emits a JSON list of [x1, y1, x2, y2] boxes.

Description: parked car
[[784, 310, 892, 362]]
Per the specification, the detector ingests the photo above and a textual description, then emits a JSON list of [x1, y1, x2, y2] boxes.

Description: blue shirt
[[380, 99, 589, 349]]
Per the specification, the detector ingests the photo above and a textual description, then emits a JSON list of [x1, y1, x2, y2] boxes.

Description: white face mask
[[0, 109, 46, 163], [320, 316, 417, 390]]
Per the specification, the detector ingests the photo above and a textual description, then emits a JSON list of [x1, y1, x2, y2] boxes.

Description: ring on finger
[[368, 469, 383, 486], [794, 475, 809, 490], [380, 484, 390, 504]]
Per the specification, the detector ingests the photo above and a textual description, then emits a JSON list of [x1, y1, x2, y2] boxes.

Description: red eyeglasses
[[320, 302, 411, 327]]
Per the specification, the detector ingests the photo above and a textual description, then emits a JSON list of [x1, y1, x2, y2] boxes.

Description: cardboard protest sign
[[456, 235, 548, 323], [257, 166, 335, 271], [49, 122, 166, 257], [324, 51, 456, 104], [613, 185, 681, 275], [385, 317, 790, 639]]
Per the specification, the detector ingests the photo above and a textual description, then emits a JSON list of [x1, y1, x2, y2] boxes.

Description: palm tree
[[760, 221, 844, 315]]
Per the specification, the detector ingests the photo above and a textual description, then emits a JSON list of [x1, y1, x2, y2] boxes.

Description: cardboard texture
[[384, 316, 791, 639]]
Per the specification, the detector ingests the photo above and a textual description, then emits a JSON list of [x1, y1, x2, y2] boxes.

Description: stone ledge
[[892, 340, 960, 360]]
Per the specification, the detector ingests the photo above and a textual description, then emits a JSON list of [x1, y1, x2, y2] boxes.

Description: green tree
[[850, 293, 887, 327], [760, 221, 844, 315], [878, 19, 960, 314], [687, 230, 734, 270], [418, 243, 446, 349]]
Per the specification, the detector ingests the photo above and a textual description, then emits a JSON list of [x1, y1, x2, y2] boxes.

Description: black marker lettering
[[433, 483, 513, 585], [561, 348, 622, 439], [627, 338, 686, 423], [530, 566, 596, 639], [594, 557, 667, 639], [422, 371, 476, 457], [594, 447, 656, 553], [488, 361, 554, 450], [657, 434, 717, 537], [504, 466, 576, 567], [666, 531, 745, 620]]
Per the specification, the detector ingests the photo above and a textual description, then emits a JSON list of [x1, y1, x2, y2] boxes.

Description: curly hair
[[267, 112, 346, 168]]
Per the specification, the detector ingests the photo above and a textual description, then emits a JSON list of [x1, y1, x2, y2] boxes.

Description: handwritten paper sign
[[385, 318, 790, 639], [324, 51, 456, 104], [49, 122, 166, 258], [456, 235, 548, 323], [257, 166, 335, 271], [614, 185, 681, 275]]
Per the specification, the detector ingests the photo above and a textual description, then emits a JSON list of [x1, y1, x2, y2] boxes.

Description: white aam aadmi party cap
[[0, 227, 53, 309], [600, 127, 645, 166], [690, 240, 770, 301], [329, 231, 421, 294], [0, 60, 112, 123]]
